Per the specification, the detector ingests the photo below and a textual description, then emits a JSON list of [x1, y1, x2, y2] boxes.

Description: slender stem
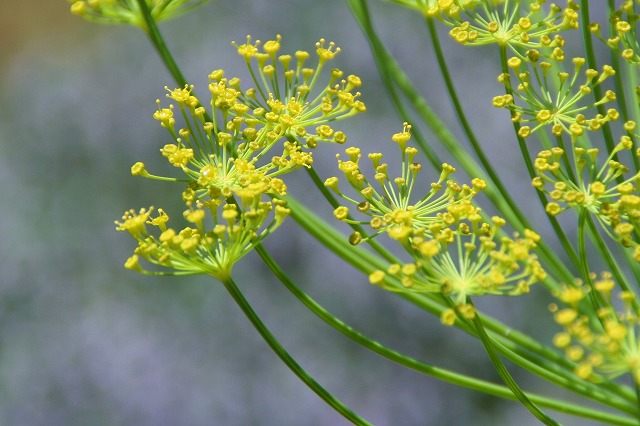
[[136, 0, 188, 87], [424, 18, 531, 232], [497, 45, 582, 270], [579, 0, 618, 160], [221, 276, 371, 426], [286, 195, 637, 411], [346, 0, 441, 168], [254, 244, 639, 425], [470, 306, 560, 426]]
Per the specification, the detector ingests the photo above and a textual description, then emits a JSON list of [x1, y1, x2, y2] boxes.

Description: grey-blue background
[[0, 1, 600, 425]]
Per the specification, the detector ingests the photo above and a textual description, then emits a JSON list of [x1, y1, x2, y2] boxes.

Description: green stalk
[[497, 45, 581, 269], [221, 277, 370, 425], [136, 0, 188, 87], [424, 17, 532, 233], [579, 0, 618, 160], [254, 244, 638, 425], [285, 196, 637, 411], [578, 209, 609, 315], [470, 307, 560, 425]]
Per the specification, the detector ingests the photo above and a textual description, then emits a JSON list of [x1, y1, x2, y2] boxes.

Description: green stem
[[577, 209, 606, 311], [135, 0, 188, 87], [221, 276, 371, 426], [579, 0, 618, 160], [497, 45, 582, 270], [254, 244, 639, 425], [424, 18, 531, 231], [470, 306, 560, 426], [286, 196, 637, 411]]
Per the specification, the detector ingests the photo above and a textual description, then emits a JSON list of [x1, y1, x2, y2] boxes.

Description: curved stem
[[254, 244, 639, 425], [286, 195, 637, 411], [221, 276, 371, 426], [136, 0, 188, 87], [470, 305, 560, 426], [579, 0, 618, 161], [498, 45, 581, 270]]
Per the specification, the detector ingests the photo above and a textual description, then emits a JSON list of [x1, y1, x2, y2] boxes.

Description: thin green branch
[[470, 307, 560, 425], [221, 276, 371, 426], [254, 244, 638, 425]]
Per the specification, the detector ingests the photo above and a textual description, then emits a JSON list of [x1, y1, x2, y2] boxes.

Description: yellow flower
[[116, 200, 290, 280], [68, 0, 209, 28]]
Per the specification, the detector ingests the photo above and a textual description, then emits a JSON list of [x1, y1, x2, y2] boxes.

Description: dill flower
[[532, 136, 640, 259], [370, 214, 546, 321], [494, 55, 618, 138], [115, 198, 290, 280], [220, 35, 366, 147], [422, 0, 578, 52], [550, 273, 640, 384], [325, 123, 487, 245], [591, 1, 640, 65], [68, 0, 208, 28], [143, 36, 364, 207]]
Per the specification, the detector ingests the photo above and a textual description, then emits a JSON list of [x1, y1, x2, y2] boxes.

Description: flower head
[[422, 0, 578, 52], [142, 36, 363, 207], [68, 0, 209, 28], [116, 199, 290, 280], [225, 35, 365, 147], [495, 56, 618, 139], [326, 123, 486, 245], [370, 215, 545, 322], [532, 136, 640, 259], [550, 273, 640, 384]]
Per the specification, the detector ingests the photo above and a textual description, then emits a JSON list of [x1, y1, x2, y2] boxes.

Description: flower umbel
[[116, 199, 290, 280], [550, 273, 640, 384], [143, 36, 364, 207], [532, 136, 640, 260], [495, 55, 618, 139], [326, 124, 487, 245], [224, 35, 365, 147], [371, 214, 545, 322], [68, 0, 209, 28], [423, 0, 578, 52]]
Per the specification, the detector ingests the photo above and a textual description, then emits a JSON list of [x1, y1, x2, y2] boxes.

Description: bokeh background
[[0, 1, 604, 425]]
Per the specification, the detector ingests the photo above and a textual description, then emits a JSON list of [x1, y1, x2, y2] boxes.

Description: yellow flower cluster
[[371, 214, 545, 324], [118, 36, 364, 277], [328, 124, 545, 318], [214, 35, 365, 148], [494, 54, 619, 139], [116, 200, 290, 280], [532, 136, 640, 260], [68, 0, 208, 27], [424, 0, 578, 51], [591, 1, 640, 65], [326, 124, 486, 245], [550, 273, 640, 384]]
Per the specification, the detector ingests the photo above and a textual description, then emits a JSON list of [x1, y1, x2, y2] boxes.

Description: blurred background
[[0, 1, 600, 425]]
